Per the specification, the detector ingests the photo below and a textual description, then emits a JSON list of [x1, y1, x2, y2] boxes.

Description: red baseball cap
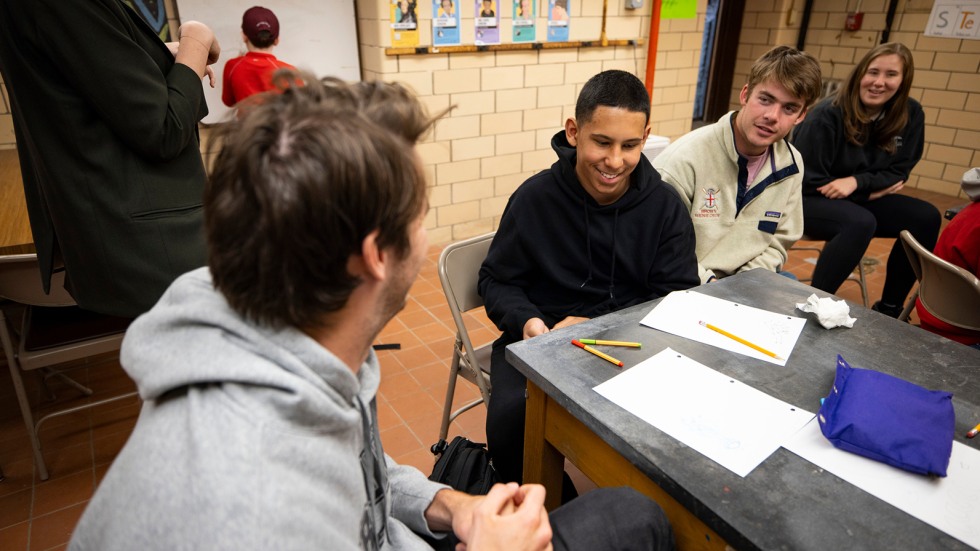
[[242, 6, 279, 43]]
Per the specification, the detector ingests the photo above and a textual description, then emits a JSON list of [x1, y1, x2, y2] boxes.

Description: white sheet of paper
[[594, 348, 815, 477], [784, 418, 980, 549], [640, 290, 806, 366]]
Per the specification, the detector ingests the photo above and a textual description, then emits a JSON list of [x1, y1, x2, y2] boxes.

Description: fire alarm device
[[845, 11, 864, 31], [845, 0, 864, 31]]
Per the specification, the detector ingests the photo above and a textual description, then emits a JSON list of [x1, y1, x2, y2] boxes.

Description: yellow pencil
[[571, 339, 624, 367], [578, 339, 642, 348], [699, 321, 782, 360]]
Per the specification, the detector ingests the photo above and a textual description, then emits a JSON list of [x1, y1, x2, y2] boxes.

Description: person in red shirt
[[221, 6, 295, 107], [915, 168, 980, 348]]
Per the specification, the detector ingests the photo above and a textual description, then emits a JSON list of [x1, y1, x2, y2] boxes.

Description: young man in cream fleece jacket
[[653, 46, 823, 283]]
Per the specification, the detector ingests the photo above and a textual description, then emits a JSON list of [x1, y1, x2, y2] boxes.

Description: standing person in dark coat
[[479, 70, 700, 495], [0, 0, 220, 317]]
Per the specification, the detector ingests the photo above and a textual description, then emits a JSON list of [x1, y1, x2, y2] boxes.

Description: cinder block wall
[[2, 0, 976, 242], [355, 0, 690, 244], [731, 0, 979, 199]]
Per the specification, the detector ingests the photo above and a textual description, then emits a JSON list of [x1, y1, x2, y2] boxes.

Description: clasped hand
[[456, 483, 553, 551], [818, 177, 904, 201]]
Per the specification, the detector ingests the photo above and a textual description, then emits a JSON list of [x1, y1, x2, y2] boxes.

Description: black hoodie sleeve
[[644, 187, 700, 297], [792, 103, 845, 195], [478, 192, 546, 341], [793, 100, 925, 200], [852, 100, 924, 194]]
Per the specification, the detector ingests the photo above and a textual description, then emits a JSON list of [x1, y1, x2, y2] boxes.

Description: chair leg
[[35, 390, 139, 436], [42, 368, 95, 397], [8, 368, 49, 480], [436, 343, 464, 447], [898, 288, 918, 322], [1, 320, 50, 481], [856, 260, 870, 308]]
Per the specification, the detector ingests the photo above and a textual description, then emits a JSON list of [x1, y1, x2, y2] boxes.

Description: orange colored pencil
[[571, 339, 624, 367]]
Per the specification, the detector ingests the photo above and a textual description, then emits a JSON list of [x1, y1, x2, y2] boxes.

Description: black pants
[[802, 194, 940, 306], [550, 487, 676, 551], [486, 339, 527, 485], [486, 338, 577, 500], [430, 486, 676, 551]]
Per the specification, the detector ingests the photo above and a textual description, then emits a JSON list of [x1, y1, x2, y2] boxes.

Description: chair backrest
[[438, 232, 495, 358], [439, 232, 495, 317], [900, 230, 980, 331], [0, 254, 75, 307]]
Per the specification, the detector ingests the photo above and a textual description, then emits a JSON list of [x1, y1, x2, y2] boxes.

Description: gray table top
[[506, 269, 980, 551]]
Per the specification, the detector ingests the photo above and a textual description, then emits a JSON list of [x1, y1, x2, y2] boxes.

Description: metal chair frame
[[791, 236, 870, 307], [433, 233, 495, 450], [897, 230, 980, 329], [0, 254, 135, 480]]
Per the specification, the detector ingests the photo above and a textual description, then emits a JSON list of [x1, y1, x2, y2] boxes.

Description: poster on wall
[[475, 0, 501, 45], [433, 0, 461, 46], [390, 1, 420, 48], [662, 0, 697, 19], [925, 0, 980, 40], [512, 0, 536, 42], [546, 0, 569, 42]]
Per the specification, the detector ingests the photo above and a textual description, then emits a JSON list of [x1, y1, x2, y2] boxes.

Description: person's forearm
[[482, 282, 543, 339], [425, 489, 468, 532], [175, 21, 215, 77]]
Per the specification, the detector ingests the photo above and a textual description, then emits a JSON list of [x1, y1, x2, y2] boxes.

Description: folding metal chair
[[431, 233, 495, 452], [897, 230, 980, 328], [0, 254, 134, 480], [791, 234, 870, 307]]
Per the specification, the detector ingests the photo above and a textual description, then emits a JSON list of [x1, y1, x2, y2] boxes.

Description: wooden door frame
[[699, 0, 745, 124]]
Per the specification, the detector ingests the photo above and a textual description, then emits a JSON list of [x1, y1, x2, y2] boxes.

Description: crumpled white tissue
[[796, 293, 856, 329]]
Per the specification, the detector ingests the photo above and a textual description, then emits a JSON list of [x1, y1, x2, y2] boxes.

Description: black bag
[[429, 436, 500, 495]]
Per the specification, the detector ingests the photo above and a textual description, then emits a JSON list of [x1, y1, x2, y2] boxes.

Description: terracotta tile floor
[[0, 187, 968, 550]]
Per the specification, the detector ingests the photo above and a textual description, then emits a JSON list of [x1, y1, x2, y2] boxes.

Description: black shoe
[[872, 301, 903, 318]]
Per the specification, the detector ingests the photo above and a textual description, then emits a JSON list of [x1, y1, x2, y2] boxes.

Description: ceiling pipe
[[796, 0, 814, 51], [882, 0, 899, 43], [644, 0, 663, 98], [600, 0, 609, 46]]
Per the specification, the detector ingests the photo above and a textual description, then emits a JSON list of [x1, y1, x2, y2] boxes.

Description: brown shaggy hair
[[746, 45, 823, 112], [205, 72, 441, 329]]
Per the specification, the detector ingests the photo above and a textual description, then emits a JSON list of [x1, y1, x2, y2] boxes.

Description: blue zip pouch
[[817, 355, 954, 477]]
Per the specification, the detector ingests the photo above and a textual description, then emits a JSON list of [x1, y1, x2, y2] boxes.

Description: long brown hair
[[834, 42, 914, 153]]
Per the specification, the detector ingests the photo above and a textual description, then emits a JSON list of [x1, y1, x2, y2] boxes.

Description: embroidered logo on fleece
[[764, 211, 781, 218], [696, 188, 722, 219]]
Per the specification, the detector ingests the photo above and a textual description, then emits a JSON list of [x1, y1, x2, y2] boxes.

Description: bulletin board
[[176, 0, 361, 123]]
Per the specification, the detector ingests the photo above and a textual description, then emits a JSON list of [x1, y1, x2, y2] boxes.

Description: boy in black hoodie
[[478, 70, 699, 494]]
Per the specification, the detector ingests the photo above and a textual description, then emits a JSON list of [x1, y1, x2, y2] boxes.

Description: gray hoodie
[[70, 268, 448, 550]]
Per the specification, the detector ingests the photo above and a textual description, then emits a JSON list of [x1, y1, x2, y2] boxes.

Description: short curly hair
[[575, 70, 650, 126]]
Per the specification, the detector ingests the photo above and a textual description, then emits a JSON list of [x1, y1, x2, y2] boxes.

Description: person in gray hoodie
[[69, 73, 674, 550]]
